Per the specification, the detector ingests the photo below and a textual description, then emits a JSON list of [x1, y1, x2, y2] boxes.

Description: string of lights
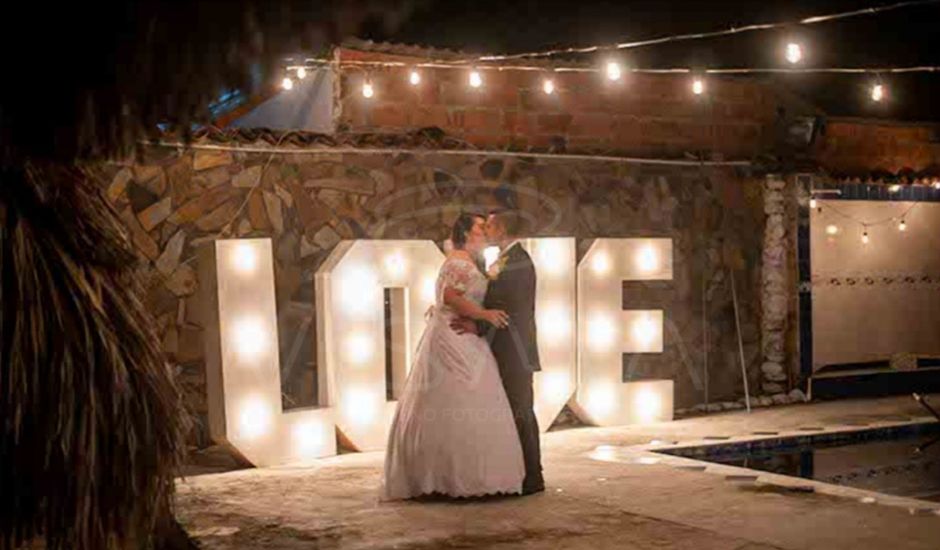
[[281, 57, 939, 103], [812, 198, 923, 245], [472, 0, 940, 61], [277, 2, 939, 103]]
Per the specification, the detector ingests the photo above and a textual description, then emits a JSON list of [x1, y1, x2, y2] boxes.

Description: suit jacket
[[478, 243, 541, 373]]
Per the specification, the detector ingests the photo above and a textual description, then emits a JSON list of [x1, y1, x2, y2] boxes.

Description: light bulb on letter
[[233, 317, 266, 359], [591, 252, 611, 276], [636, 245, 658, 273], [232, 242, 258, 274], [238, 396, 271, 440]]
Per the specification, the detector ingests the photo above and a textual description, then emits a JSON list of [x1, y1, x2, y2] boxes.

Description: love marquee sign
[[199, 237, 674, 467]]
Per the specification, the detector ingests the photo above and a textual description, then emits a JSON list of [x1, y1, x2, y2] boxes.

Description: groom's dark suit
[[478, 242, 544, 493]]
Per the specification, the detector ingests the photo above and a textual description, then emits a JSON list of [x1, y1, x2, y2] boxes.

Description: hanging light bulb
[[469, 70, 483, 88], [934, 180, 940, 190], [889, 184, 901, 193], [861, 230, 870, 245], [409, 69, 421, 86], [785, 43, 803, 64], [606, 61, 622, 81], [871, 83, 884, 102], [898, 219, 907, 232], [692, 78, 705, 95], [809, 197, 818, 209], [281, 77, 294, 91], [362, 80, 375, 99], [543, 77, 555, 95], [296, 67, 307, 80]]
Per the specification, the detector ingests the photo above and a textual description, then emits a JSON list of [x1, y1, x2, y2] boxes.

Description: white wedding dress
[[381, 256, 525, 500]]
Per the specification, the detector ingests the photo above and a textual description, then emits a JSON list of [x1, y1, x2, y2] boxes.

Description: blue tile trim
[[826, 183, 940, 202], [797, 201, 813, 392]]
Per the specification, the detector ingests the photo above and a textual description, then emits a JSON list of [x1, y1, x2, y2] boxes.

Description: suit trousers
[[496, 365, 544, 491]]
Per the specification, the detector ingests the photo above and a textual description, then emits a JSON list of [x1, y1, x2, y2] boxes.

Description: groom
[[453, 209, 544, 495]]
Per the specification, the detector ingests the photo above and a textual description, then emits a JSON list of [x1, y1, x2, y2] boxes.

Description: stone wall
[[90, 145, 773, 446]]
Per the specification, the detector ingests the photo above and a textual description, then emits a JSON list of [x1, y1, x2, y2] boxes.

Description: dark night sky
[[362, 0, 940, 121]]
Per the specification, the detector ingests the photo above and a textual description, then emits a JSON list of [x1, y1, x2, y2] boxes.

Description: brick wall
[[814, 119, 940, 177], [335, 48, 792, 160]]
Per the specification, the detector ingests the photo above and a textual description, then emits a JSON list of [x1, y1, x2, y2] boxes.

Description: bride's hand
[[481, 309, 510, 328]]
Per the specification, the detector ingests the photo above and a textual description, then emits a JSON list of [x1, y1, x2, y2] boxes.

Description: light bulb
[[692, 78, 704, 95], [785, 43, 803, 64], [588, 314, 616, 351], [543, 78, 555, 95], [606, 61, 622, 81], [889, 184, 901, 193], [825, 224, 839, 235], [541, 372, 570, 403], [232, 242, 258, 274], [344, 332, 375, 365], [233, 317, 266, 359], [362, 81, 375, 99], [296, 67, 307, 80], [587, 385, 616, 419], [293, 422, 325, 456], [591, 252, 611, 276], [383, 252, 407, 278], [871, 84, 884, 102], [634, 388, 662, 423], [238, 396, 271, 440], [538, 304, 571, 340], [899, 219, 907, 232], [281, 77, 294, 91], [861, 231, 870, 245], [635, 245, 659, 273], [809, 197, 818, 209], [409, 70, 421, 86], [469, 70, 483, 88], [631, 315, 658, 348], [934, 180, 940, 190]]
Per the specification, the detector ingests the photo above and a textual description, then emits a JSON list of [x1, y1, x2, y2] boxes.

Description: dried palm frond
[[0, 163, 188, 549]]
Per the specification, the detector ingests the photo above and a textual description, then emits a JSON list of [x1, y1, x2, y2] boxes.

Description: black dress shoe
[[521, 484, 545, 495]]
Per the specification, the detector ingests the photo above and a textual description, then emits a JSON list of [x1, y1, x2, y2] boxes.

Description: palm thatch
[[0, 163, 189, 549], [0, 3, 412, 548]]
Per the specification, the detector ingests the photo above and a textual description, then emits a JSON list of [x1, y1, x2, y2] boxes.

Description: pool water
[[661, 424, 940, 502]]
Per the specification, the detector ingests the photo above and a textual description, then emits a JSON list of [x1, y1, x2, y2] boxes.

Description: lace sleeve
[[440, 259, 476, 293]]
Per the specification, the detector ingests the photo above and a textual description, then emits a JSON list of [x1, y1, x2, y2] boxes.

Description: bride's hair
[[450, 212, 484, 250]]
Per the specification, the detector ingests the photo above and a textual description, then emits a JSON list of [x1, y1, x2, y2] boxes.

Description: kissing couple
[[381, 210, 544, 500]]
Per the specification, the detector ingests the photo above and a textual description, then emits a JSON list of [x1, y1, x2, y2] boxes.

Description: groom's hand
[[450, 317, 478, 335]]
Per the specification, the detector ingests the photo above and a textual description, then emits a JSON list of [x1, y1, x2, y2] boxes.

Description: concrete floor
[[176, 395, 940, 549]]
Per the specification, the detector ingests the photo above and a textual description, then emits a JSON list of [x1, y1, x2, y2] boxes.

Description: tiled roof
[[339, 38, 476, 61], [157, 127, 940, 183], [178, 126, 472, 150]]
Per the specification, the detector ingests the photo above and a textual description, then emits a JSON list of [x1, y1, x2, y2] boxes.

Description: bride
[[381, 213, 525, 500]]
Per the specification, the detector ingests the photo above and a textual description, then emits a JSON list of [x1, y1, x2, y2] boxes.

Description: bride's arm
[[443, 287, 508, 328]]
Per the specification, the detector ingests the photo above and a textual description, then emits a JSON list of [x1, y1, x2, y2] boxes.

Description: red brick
[[569, 113, 614, 137], [370, 103, 409, 128], [410, 105, 450, 129], [462, 109, 502, 133], [502, 111, 536, 135], [537, 113, 573, 134]]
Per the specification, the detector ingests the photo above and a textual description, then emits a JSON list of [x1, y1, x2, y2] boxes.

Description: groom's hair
[[489, 209, 525, 237]]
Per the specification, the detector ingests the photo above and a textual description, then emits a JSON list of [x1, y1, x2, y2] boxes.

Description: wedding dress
[[381, 256, 525, 499]]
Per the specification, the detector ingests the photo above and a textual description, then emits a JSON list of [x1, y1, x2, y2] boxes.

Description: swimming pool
[[658, 423, 940, 502]]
